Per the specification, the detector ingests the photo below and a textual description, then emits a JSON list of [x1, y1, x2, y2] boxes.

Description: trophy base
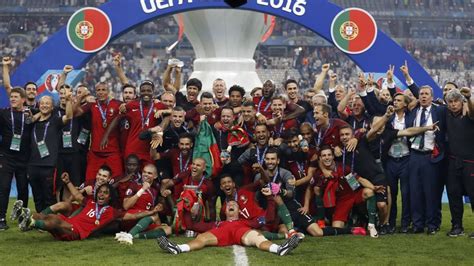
[[190, 57, 262, 93]]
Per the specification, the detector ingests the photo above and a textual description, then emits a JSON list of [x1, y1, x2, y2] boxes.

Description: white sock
[[178, 244, 191, 252], [269, 244, 279, 254]]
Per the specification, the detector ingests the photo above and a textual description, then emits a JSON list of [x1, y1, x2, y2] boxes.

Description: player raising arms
[[157, 200, 301, 256]]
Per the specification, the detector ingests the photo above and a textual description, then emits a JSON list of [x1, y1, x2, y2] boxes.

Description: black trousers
[[0, 154, 29, 219], [447, 157, 474, 227], [28, 165, 56, 213], [57, 152, 82, 187]]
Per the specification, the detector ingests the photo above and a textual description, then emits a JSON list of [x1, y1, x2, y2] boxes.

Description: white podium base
[[190, 58, 262, 92]]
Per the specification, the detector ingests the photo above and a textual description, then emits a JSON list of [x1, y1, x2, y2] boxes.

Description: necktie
[[419, 107, 427, 149]]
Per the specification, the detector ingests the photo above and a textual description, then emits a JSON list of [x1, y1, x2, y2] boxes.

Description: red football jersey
[[312, 164, 358, 198], [124, 183, 157, 211], [124, 100, 168, 157], [160, 149, 192, 178], [253, 97, 273, 119], [174, 171, 211, 200], [82, 100, 122, 153], [221, 189, 265, 220], [314, 118, 349, 149], [270, 118, 298, 139], [65, 200, 117, 239]]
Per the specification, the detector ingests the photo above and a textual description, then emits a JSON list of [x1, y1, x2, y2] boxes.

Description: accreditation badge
[[77, 128, 90, 145], [10, 134, 22, 151], [62, 131, 73, 148], [344, 173, 360, 191], [37, 141, 50, 158]]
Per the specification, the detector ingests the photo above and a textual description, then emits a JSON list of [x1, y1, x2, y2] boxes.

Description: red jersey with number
[[82, 100, 122, 153], [64, 200, 117, 239], [124, 100, 168, 158], [221, 189, 265, 221]]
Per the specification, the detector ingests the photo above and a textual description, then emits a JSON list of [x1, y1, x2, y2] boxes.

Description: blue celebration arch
[[0, 0, 442, 108]]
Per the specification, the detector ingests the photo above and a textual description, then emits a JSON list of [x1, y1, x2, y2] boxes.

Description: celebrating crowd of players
[[0, 54, 473, 254]]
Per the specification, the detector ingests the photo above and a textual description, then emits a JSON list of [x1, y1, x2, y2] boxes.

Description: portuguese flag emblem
[[67, 7, 112, 53], [331, 8, 377, 54]]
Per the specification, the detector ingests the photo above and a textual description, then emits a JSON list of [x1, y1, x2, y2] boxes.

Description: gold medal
[[95, 220, 100, 226], [102, 121, 107, 128]]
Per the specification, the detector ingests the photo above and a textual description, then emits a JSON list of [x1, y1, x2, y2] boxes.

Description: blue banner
[[0, 0, 442, 108]]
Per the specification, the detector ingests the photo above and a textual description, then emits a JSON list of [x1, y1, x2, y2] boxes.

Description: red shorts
[[51, 215, 81, 241], [333, 189, 365, 222], [209, 221, 250, 247], [86, 151, 123, 181]]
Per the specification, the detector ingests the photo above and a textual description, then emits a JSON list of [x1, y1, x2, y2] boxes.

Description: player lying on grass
[[181, 174, 302, 240], [157, 200, 301, 256], [12, 180, 120, 241]]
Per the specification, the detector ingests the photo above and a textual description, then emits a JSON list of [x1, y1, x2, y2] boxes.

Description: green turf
[[1, 201, 473, 265]]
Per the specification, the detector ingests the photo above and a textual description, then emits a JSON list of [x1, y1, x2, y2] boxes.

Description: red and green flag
[[331, 8, 377, 54], [67, 7, 112, 53], [193, 120, 223, 178]]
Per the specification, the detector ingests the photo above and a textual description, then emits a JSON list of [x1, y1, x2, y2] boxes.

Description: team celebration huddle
[[0, 54, 473, 256]]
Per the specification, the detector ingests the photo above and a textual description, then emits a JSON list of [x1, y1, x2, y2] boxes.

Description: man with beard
[[285, 79, 312, 123], [2, 57, 39, 110], [238, 124, 272, 185], [157, 200, 301, 256], [115, 164, 171, 245], [186, 92, 220, 127], [158, 106, 191, 151], [303, 146, 380, 237], [241, 101, 258, 140], [444, 89, 474, 238], [117, 84, 137, 153], [256, 149, 364, 237], [152, 133, 194, 200], [212, 78, 228, 107], [312, 103, 355, 156], [104, 81, 168, 166], [268, 96, 299, 146], [0, 87, 33, 230], [253, 80, 305, 123], [75, 82, 123, 181]]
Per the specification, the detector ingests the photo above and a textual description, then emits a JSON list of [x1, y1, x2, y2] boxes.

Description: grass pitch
[[1, 201, 473, 265]]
